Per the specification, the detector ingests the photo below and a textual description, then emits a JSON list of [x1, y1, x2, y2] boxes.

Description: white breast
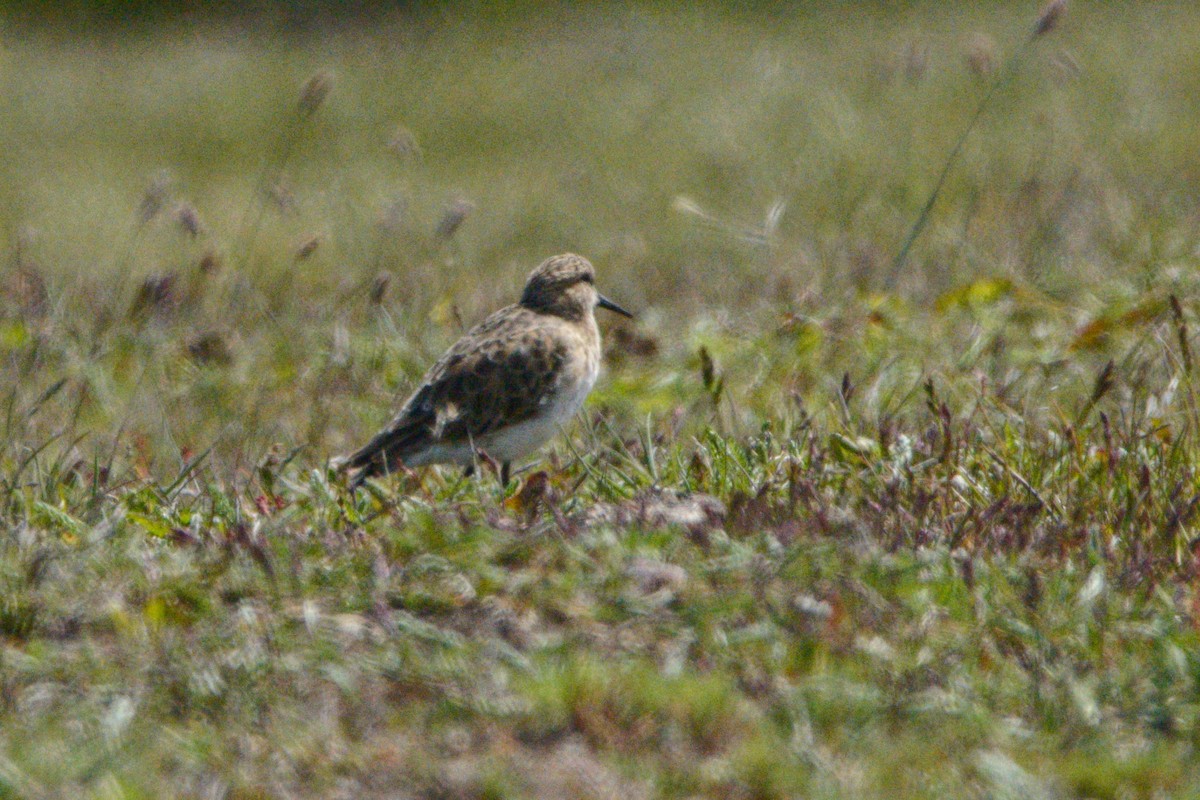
[[481, 347, 598, 463]]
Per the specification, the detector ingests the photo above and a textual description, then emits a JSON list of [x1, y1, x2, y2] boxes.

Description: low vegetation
[[3, 2, 1200, 797]]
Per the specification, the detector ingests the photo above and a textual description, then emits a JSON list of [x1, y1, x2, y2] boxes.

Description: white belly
[[482, 363, 596, 461]]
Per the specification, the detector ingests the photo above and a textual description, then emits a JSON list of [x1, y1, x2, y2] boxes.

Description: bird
[[340, 253, 632, 489]]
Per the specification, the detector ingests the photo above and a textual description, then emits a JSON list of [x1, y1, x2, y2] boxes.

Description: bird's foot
[[470, 448, 511, 489]]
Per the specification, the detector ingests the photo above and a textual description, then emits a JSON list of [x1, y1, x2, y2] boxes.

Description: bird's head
[[520, 253, 632, 322]]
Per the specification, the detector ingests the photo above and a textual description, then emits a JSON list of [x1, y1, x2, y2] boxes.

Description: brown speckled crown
[[519, 254, 597, 321]]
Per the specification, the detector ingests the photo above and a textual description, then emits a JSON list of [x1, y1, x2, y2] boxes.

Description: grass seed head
[[435, 197, 474, 240], [387, 125, 421, 160], [4, 265, 48, 316], [965, 33, 998, 77], [187, 331, 233, 365], [369, 272, 391, 304], [607, 325, 660, 363], [904, 40, 930, 81], [129, 274, 177, 320], [298, 70, 333, 115], [198, 250, 221, 275], [175, 202, 203, 237], [1035, 0, 1067, 37], [138, 171, 173, 223], [268, 180, 297, 213], [378, 196, 407, 233], [295, 234, 323, 261]]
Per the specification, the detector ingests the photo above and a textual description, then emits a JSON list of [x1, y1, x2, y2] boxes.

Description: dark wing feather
[[341, 383, 437, 482], [343, 306, 567, 482]]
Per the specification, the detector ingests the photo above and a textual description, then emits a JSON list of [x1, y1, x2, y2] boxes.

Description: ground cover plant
[[4, 1, 1200, 797]]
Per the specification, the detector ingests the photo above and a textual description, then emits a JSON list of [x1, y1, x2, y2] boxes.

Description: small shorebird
[[341, 253, 632, 488]]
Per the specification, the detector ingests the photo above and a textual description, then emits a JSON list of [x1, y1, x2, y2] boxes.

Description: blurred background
[[1, 0, 1198, 475], [8, 6, 1200, 797]]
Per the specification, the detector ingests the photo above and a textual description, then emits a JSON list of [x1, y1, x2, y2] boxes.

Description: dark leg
[[501, 462, 511, 487], [462, 464, 475, 478]]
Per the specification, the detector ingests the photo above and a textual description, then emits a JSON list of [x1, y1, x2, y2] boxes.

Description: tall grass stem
[[885, 8, 1064, 288]]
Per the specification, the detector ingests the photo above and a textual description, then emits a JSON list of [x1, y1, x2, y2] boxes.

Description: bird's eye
[[580, 273, 594, 285]]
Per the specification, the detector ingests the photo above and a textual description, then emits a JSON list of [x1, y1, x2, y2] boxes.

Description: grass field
[[4, 2, 1200, 797]]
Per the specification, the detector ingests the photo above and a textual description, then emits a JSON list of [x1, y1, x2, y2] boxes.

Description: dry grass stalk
[[1171, 295, 1192, 375], [886, 1, 1067, 286], [237, 70, 331, 268]]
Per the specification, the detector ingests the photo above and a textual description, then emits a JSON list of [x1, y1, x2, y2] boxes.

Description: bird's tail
[[337, 421, 431, 489]]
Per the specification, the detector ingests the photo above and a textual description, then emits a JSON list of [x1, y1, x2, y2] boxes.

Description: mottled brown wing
[[421, 312, 569, 440], [343, 306, 567, 481]]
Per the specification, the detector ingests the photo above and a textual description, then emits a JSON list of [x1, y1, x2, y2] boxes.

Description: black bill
[[597, 294, 634, 318]]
